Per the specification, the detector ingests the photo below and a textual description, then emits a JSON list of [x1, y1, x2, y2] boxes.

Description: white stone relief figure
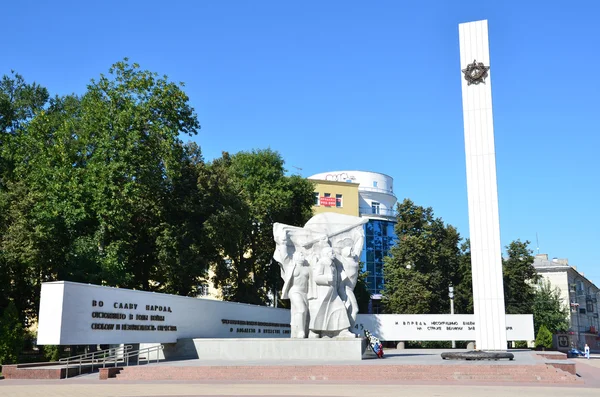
[[281, 250, 315, 338], [308, 246, 353, 338], [334, 228, 365, 327], [337, 245, 359, 326], [273, 213, 368, 339]]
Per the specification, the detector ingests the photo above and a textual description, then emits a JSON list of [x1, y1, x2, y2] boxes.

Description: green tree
[[0, 71, 49, 135], [532, 279, 569, 335], [453, 239, 473, 314], [208, 149, 314, 305], [1, 60, 214, 330], [382, 199, 462, 314], [354, 269, 372, 314], [503, 240, 539, 314], [443, 238, 544, 317], [0, 72, 49, 323], [535, 324, 553, 350], [0, 301, 24, 365]]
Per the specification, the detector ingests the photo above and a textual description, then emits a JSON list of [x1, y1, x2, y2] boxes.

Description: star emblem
[[462, 60, 490, 85]]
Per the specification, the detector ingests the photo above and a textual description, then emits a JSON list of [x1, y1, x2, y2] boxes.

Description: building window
[[372, 202, 380, 215], [373, 181, 378, 188], [313, 192, 319, 206], [579, 308, 587, 315], [587, 300, 594, 313], [336, 194, 343, 207], [320, 193, 336, 207]]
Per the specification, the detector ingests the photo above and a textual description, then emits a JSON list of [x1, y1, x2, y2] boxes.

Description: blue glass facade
[[361, 219, 396, 296]]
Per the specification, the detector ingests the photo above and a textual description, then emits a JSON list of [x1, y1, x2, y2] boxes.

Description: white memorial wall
[[37, 282, 534, 345], [37, 281, 291, 345]]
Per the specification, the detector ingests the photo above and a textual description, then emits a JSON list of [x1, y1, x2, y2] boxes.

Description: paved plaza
[[2, 352, 599, 397], [1, 381, 600, 397]]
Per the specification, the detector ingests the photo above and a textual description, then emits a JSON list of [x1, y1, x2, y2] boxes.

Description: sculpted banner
[[273, 213, 368, 339]]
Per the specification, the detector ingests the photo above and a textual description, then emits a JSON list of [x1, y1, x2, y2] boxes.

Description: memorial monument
[[273, 213, 367, 339], [459, 19, 508, 351]]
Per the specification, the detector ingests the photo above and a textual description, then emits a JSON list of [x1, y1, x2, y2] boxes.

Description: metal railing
[[358, 186, 397, 198], [123, 344, 165, 367], [61, 344, 164, 379], [61, 345, 133, 378], [359, 207, 397, 218]]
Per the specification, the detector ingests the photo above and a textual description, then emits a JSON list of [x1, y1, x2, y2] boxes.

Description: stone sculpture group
[[273, 213, 368, 338]]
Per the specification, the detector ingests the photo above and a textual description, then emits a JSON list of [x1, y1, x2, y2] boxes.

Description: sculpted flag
[[273, 213, 367, 339]]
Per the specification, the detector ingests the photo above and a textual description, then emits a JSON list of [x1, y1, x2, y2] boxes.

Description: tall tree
[[208, 149, 314, 305], [453, 239, 474, 314], [382, 199, 462, 314], [503, 240, 539, 314], [0, 301, 24, 365], [1, 60, 213, 326], [532, 279, 569, 335], [0, 72, 49, 324], [0, 71, 49, 135]]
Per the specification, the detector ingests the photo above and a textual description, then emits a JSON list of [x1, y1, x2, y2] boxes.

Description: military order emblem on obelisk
[[459, 20, 508, 351]]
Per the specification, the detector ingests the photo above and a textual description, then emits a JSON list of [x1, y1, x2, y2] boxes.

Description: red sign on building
[[320, 196, 337, 207]]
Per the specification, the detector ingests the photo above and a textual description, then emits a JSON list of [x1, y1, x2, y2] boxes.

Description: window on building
[[324, 193, 331, 197], [373, 181, 378, 188], [364, 219, 396, 296], [579, 308, 587, 315], [336, 194, 343, 207], [313, 192, 319, 206], [371, 202, 380, 215], [587, 300, 594, 313]]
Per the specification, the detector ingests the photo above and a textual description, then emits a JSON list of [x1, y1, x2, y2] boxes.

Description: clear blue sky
[[4, 1, 600, 284]]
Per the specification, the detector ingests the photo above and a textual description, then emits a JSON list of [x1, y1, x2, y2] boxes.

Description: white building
[[533, 254, 600, 351], [308, 171, 397, 310]]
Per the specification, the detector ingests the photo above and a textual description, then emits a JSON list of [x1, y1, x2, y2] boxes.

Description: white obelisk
[[459, 20, 507, 350]]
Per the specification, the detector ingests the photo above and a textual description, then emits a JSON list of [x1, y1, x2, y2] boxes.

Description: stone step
[[114, 364, 580, 383]]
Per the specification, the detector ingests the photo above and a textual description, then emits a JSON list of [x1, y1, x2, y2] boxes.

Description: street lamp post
[[449, 286, 455, 349]]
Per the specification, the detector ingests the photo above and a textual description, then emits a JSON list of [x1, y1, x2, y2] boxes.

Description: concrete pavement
[[0, 382, 599, 397]]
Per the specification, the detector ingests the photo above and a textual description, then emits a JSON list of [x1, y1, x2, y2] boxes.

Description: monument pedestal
[[163, 338, 367, 361]]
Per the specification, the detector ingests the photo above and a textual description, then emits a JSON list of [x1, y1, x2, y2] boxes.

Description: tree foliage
[[1, 63, 317, 337], [0, 72, 50, 325], [503, 240, 539, 314], [453, 240, 473, 314], [0, 301, 24, 365], [381, 200, 561, 331], [532, 279, 569, 335], [207, 149, 314, 305], [382, 199, 462, 314], [354, 269, 372, 314]]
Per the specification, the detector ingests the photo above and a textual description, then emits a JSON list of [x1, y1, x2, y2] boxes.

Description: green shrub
[[535, 325, 553, 350], [0, 301, 25, 365], [514, 340, 529, 349], [43, 345, 60, 362]]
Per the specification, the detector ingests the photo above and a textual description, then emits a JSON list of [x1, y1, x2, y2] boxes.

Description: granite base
[[161, 337, 367, 361]]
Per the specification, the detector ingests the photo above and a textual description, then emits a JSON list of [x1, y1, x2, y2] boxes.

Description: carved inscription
[[90, 300, 177, 332]]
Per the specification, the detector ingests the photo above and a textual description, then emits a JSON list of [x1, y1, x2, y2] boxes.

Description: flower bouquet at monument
[[364, 329, 384, 358]]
